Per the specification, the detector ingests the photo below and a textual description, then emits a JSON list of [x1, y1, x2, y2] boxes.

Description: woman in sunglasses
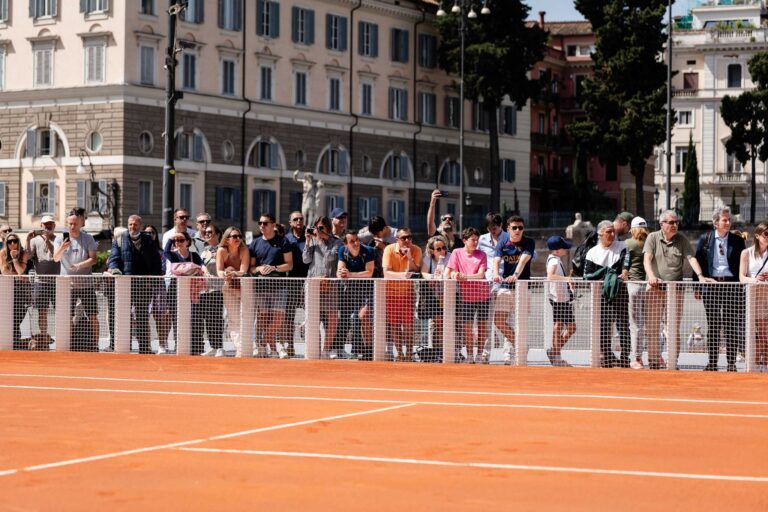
[[740, 222, 768, 368], [161, 231, 203, 355], [419, 235, 451, 352], [217, 227, 250, 354], [1, 233, 31, 349]]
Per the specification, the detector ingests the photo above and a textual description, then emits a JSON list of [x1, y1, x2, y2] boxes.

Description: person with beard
[[426, 189, 463, 250]]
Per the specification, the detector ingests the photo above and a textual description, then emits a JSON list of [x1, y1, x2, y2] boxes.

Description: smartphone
[[62, 232, 70, 242], [306, 228, 315, 236]]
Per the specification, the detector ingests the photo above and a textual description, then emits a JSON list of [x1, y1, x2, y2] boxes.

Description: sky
[[524, 0, 689, 22]]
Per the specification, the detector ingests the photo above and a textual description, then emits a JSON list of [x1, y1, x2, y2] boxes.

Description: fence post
[[745, 284, 755, 372], [589, 281, 601, 368], [442, 279, 457, 364], [113, 277, 131, 353], [372, 280, 387, 361], [305, 279, 322, 359], [238, 278, 254, 358], [0, 277, 13, 350], [176, 278, 192, 355], [55, 277, 72, 352], [666, 282, 679, 370], [515, 281, 529, 366]]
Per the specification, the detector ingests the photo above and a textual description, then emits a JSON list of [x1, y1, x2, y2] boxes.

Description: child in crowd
[[546, 236, 576, 367]]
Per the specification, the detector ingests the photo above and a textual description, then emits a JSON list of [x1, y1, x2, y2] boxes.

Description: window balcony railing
[[672, 88, 699, 98], [34, 196, 54, 216], [716, 172, 749, 185]]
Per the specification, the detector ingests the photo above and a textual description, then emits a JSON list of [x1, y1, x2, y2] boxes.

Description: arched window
[[438, 160, 461, 186], [175, 128, 208, 162], [317, 145, 349, 175], [246, 137, 283, 170], [381, 151, 411, 181]]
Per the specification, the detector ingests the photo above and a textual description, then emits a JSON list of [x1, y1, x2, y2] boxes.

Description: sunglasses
[[433, 246, 447, 252], [316, 226, 326, 232], [509, 226, 524, 231], [718, 242, 725, 256], [230, 234, 242, 239], [145, 231, 157, 237], [663, 220, 679, 226], [197, 219, 211, 225], [399, 235, 413, 241], [441, 216, 454, 222], [258, 221, 273, 226], [177, 215, 189, 220], [204, 230, 215, 236], [1, 229, 12, 234], [7, 239, 19, 244], [173, 238, 187, 244], [291, 217, 304, 222]]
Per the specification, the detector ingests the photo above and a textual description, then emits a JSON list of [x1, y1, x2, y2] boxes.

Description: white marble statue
[[294, 170, 324, 223], [565, 212, 594, 240]]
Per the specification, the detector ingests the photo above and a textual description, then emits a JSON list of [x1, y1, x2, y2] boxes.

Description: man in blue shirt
[[283, 211, 308, 357], [337, 230, 376, 359], [492, 215, 536, 364]]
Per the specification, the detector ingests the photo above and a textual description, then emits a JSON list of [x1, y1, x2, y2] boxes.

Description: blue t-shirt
[[285, 231, 309, 278], [249, 234, 290, 275], [494, 236, 536, 280], [338, 245, 375, 273]]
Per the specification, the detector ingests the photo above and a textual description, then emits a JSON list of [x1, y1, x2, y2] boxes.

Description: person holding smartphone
[[740, 222, 768, 369]]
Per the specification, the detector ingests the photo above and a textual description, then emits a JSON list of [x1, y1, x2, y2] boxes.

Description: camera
[[306, 228, 315, 236]]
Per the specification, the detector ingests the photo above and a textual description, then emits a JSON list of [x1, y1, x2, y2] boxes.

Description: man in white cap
[[28, 215, 60, 342], [625, 216, 649, 369]]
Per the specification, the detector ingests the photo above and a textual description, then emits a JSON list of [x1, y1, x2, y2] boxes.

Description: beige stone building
[[0, 0, 530, 234]]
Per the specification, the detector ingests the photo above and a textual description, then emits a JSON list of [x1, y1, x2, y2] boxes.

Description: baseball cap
[[40, 215, 55, 224], [547, 236, 572, 251], [616, 211, 634, 224], [330, 208, 348, 219], [630, 217, 648, 229]]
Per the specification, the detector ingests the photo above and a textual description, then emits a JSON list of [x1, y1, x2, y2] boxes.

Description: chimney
[[539, 11, 546, 30]]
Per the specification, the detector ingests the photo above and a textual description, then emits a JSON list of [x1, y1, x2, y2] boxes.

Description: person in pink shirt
[[445, 227, 491, 363]]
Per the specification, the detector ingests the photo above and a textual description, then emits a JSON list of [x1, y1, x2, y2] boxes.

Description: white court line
[[179, 447, 768, 484], [1, 372, 766, 407], [0, 403, 415, 476], [1, 384, 768, 419]]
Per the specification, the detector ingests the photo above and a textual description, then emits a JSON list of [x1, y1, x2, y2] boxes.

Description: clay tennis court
[[0, 351, 766, 511]]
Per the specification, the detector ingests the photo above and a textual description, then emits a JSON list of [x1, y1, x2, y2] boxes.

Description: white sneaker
[[503, 352, 513, 365], [201, 348, 216, 357], [157, 347, 168, 355], [278, 348, 289, 359], [630, 357, 644, 370], [215, 348, 225, 357], [481, 350, 491, 364], [252, 345, 260, 358], [101, 346, 114, 353]]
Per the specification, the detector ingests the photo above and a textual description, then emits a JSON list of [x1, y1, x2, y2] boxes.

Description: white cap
[[40, 215, 55, 224], [630, 217, 647, 229]]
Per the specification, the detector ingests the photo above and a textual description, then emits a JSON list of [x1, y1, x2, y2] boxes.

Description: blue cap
[[330, 208, 348, 219], [547, 236, 572, 251]]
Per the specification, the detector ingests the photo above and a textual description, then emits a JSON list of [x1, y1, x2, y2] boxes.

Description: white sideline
[[1, 372, 767, 407], [0, 403, 415, 476], [1, 384, 768, 419], [177, 447, 768, 483]]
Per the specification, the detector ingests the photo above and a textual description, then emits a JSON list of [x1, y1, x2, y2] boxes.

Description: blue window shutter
[[325, 14, 332, 49], [267, 190, 276, 216], [400, 30, 409, 63], [269, 142, 279, 169], [26, 129, 37, 158], [292, 6, 299, 42], [76, 180, 86, 209], [270, 2, 279, 38], [98, 179, 108, 213], [256, 0, 264, 35], [255, 142, 263, 167], [358, 21, 364, 55], [400, 155, 409, 179], [193, 133, 204, 161], [0, 183, 5, 217], [217, 0, 224, 28], [390, 28, 396, 60], [29, 0, 35, 18], [339, 16, 347, 51], [233, 188, 242, 221], [371, 197, 379, 217], [48, 180, 56, 214], [388, 88, 393, 119], [80, 0, 87, 13], [233, 0, 242, 30], [371, 24, 378, 57], [251, 190, 261, 220], [26, 182, 35, 215], [306, 10, 315, 44], [338, 150, 348, 175], [216, 187, 224, 219], [51, 0, 57, 17], [357, 197, 365, 224], [195, 0, 204, 23], [402, 90, 408, 121]]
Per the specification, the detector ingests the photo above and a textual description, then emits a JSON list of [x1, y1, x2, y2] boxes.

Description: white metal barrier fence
[[0, 276, 765, 372]]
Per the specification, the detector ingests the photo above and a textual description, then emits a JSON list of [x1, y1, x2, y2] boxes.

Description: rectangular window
[[537, 155, 546, 175], [501, 105, 517, 135], [326, 14, 348, 51], [445, 97, 460, 129], [323, 148, 348, 175], [257, 0, 280, 38], [390, 28, 409, 63], [77, 180, 107, 214], [358, 21, 378, 58], [222, 59, 236, 95], [294, 71, 307, 106], [357, 197, 378, 224], [326, 194, 345, 216], [38, 129, 53, 156], [140, 0, 155, 15], [260, 66, 272, 100], [389, 199, 405, 225], [176, 132, 204, 161], [329, 77, 341, 111], [538, 113, 546, 134], [182, 52, 196, 90], [251, 141, 279, 169], [29, 181, 56, 215], [726, 151, 742, 174], [727, 64, 742, 89], [683, 72, 699, 90], [574, 74, 587, 97], [179, 183, 193, 213], [138, 180, 152, 215], [474, 102, 489, 132], [180, 0, 204, 23], [82, 0, 108, 14], [418, 34, 437, 68], [675, 147, 688, 174], [501, 159, 516, 182], [218, 0, 242, 31], [140, 46, 154, 85], [361, 83, 373, 116], [292, 7, 315, 45], [250, 189, 273, 220], [677, 110, 693, 126], [32, 0, 57, 18], [387, 154, 409, 180], [85, 41, 105, 84], [389, 87, 407, 121], [33, 44, 54, 87], [418, 92, 436, 125]]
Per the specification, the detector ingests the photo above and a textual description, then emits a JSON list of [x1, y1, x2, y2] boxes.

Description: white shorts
[[493, 288, 515, 314]]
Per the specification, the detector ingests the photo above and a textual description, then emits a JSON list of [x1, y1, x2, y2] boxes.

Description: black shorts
[[549, 299, 575, 325], [33, 280, 57, 309], [458, 300, 490, 322], [71, 287, 98, 316]]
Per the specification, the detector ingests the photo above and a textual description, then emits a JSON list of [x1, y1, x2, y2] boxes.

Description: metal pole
[[664, 0, 672, 211], [163, 1, 182, 234], [458, 9, 465, 233]]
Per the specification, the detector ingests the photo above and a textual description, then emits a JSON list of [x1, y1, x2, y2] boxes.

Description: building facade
[[666, 0, 768, 222], [0, 0, 530, 234]]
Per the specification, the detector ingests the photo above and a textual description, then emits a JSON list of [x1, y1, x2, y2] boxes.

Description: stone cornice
[[77, 31, 113, 40]]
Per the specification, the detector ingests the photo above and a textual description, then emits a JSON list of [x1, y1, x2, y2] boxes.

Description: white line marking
[[178, 447, 768, 483], [1, 403, 415, 476], [0, 372, 765, 406], [1, 384, 767, 419]]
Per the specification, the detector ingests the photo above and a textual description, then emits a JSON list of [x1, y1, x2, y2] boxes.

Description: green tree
[[436, 0, 547, 212], [720, 52, 768, 224], [569, 0, 670, 218], [682, 133, 700, 227]]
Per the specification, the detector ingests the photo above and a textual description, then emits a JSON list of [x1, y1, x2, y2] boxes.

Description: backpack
[[570, 230, 599, 277]]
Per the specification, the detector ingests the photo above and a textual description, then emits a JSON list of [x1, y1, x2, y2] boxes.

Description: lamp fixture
[[467, 7, 477, 18], [480, 0, 490, 15], [76, 151, 89, 175], [451, 1, 461, 14]]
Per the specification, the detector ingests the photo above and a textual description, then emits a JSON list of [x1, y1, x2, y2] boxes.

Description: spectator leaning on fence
[[283, 211, 308, 357], [420, 235, 451, 353], [162, 208, 198, 252], [217, 227, 249, 355], [546, 236, 576, 367], [337, 230, 375, 360], [163, 231, 203, 355], [54, 214, 99, 351], [0, 223, 11, 250], [643, 209, 709, 370], [614, 212, 634, 241], [0, 232, 30, 349], [107, 215, 163, 355], [197, 224, 225, 357], [358, 215, 397, 278], [478, 212, 509, 282], [739, 222, 768, 368], [383, 227, 422, 361], [28, 216, 59, 345], [584, 220, 631, 368], [330, 208, 348, 239], [624, 217, 649, 369], [694, 207, 745, 372], [492, 216, 535, 365]]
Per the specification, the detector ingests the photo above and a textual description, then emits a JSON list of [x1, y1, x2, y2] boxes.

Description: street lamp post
[[438, 0, 489, 232], [665, 0, 673, 211], [654, 188, 660, 228]]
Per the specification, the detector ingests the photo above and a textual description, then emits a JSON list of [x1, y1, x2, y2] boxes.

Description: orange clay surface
[[0, 351, 767, 511]]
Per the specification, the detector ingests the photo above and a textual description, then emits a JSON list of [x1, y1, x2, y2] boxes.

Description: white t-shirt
[[547, 254, 569, 303], [54, 231, 98, 276], [585, 240, 627, 269]]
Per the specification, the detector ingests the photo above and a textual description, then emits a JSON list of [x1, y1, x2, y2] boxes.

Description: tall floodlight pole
[[665, 0, 673, 211], [163, 1, 186, 233]]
